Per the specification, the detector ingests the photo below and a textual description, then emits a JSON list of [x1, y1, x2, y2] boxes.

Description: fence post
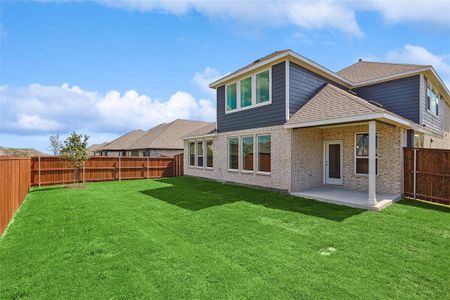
[[413, 148, 417, 199], [38, 156, 41, 187], [118, 155, 121, 181], [147, 156, 149, 179], [83, 163, 85, 183]]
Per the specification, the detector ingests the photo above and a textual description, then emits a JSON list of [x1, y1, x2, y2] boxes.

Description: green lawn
[[1, 177, 449, 299]]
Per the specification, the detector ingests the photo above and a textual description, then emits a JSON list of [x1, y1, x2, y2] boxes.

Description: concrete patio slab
[[291, 186, 401, 211]]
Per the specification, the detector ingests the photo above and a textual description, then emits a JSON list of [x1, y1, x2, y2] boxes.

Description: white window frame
[[241, 135, 255, 173], [225, 67, 272, 114], [256, 134, 271, 175], [425, 79, 440, 117], [188, 141, 196, 168], [354, 132, 378, 176], [228, 136, 240, 171], [205, 139, 214, 169], [196, 140, 204, 168]]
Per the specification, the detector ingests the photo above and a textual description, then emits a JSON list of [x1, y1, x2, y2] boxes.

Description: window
[[226, 83, 237, 111], [426, 80, 439, 116], [414, 133, 424, 148], [242, 136, 254, 171], [257, 135, 271, 173], [256, 70, 270, 104], [206, 140, 213, 168], [228, 137, 239, 170], [197, 141, 204, 167], [225, 69, 271, 113], [355, 133, 378, 175], [189, 141, 195, 167], [240, 77, 252, 108]]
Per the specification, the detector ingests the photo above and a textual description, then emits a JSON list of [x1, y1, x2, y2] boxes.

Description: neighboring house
[[87, 142, 108, 156], [96, 119, 213, 157], [183, 50, 450, 209], [0, 146, 47, 157]]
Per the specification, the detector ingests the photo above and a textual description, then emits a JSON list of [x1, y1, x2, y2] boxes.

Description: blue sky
[[1, 0, 450, 153]]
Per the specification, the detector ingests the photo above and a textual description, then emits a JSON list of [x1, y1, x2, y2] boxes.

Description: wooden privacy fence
[[30, 154, 184, 186], [0, 157, 31, 235], [404, 148, 450, 205]]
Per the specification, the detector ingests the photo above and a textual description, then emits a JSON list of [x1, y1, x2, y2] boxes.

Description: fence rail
[[404, 148, 450, 205], [30, 154, 184, 186], [0, 157, 31, 235]]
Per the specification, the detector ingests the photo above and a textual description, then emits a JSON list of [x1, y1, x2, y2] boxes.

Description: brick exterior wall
[[291, 122, 405, 195], [185, 122, 406, 195], [184, 125, 292, 191]]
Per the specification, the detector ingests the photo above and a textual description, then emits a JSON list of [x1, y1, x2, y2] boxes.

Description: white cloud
[[191, 67, 222, 97], [384, 44, 450, 89], [0, 83, 216, 136], [362, 0, 450, 27], [95, 0, 364, 37]]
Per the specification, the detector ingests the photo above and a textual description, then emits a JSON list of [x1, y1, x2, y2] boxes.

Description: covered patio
[[291, 186, 400, 211], [285, 84, 421, 210]]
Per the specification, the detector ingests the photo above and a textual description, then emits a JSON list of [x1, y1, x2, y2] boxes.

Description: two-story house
[[183, 50, 450, 210]]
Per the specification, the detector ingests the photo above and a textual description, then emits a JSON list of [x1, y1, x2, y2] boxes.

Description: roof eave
[[284, 112, 411, 129], [182, 133, 217, 140], [209, 50, 353, 89]]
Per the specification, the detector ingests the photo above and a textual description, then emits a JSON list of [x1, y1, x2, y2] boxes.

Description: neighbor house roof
[[337, 61, 430, 84], [87, 142, 109, 155], [285, 84, 410, 128], [182, 122, 217, 139], [128, 119, 212, 150], [101, 130, 147, 150]]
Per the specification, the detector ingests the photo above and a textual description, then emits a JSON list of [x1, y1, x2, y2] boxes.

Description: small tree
[[60, 131, 89, 185], [48, 134, 62, 156]]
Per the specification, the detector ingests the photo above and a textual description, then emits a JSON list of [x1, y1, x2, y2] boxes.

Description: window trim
[[228, 136, 240, 171], [196, 140, 204, 168], [241, 135, 255, 172], [354, 132, 378, 176], [225, 67, 272, 114], [188, 141, 196, 168], [205, 139, 214, 169], [425, 79, 440, 117], [256, 134, 272, 174]]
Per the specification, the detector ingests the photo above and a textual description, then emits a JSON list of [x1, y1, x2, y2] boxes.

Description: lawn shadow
[[397, 198, 450, 213], [140, 178, 364, 221], [29, 185, 66, 193]]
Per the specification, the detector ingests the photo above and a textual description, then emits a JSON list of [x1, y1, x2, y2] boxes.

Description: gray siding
[[355, 75, 420, 123], [420, 74, 444, 134], [289, 62, 331, 117], [217, 61, 286, 133]]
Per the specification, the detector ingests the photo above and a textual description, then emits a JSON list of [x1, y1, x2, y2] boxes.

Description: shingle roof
[[183, 122, 217, 139], [337, 61, 429, 84], [128, 119, 212, 150], [287, 84, 387, 125], [101, 130, 147, 150], [87, 142, 109, 154]]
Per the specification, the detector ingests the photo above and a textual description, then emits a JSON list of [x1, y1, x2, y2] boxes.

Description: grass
[[0, 177, 449, 299]]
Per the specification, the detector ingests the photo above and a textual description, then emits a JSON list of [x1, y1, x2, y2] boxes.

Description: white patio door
[[324, 141, 343, 185]]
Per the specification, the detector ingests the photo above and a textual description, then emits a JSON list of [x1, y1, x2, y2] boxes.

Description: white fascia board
[[284, 112, 411, 129], [209, 50, 353, 89], [182, 133, 217, 140]]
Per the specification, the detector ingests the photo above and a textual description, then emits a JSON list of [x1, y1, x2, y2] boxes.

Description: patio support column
[[368, 121, 377, 205]]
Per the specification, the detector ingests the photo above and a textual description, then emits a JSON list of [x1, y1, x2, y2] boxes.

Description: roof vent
[[368, 100, 384, 108], [253, 59, 261, 63], [358, 58, 363, 62]]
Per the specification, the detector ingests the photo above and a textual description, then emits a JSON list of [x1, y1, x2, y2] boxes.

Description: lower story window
[[229, 137, 239, 170], [242, 136, 254, 171], [197, 141, 204, 167], [206, 140, 213, 168], [257, 135, 271, 173], [189, 141, 195, 167], [355, 133, 378, 175]]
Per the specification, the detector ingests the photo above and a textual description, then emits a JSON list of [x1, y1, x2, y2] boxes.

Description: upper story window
[[225, 68, 271, 113], [426, 79, 440, 116]]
